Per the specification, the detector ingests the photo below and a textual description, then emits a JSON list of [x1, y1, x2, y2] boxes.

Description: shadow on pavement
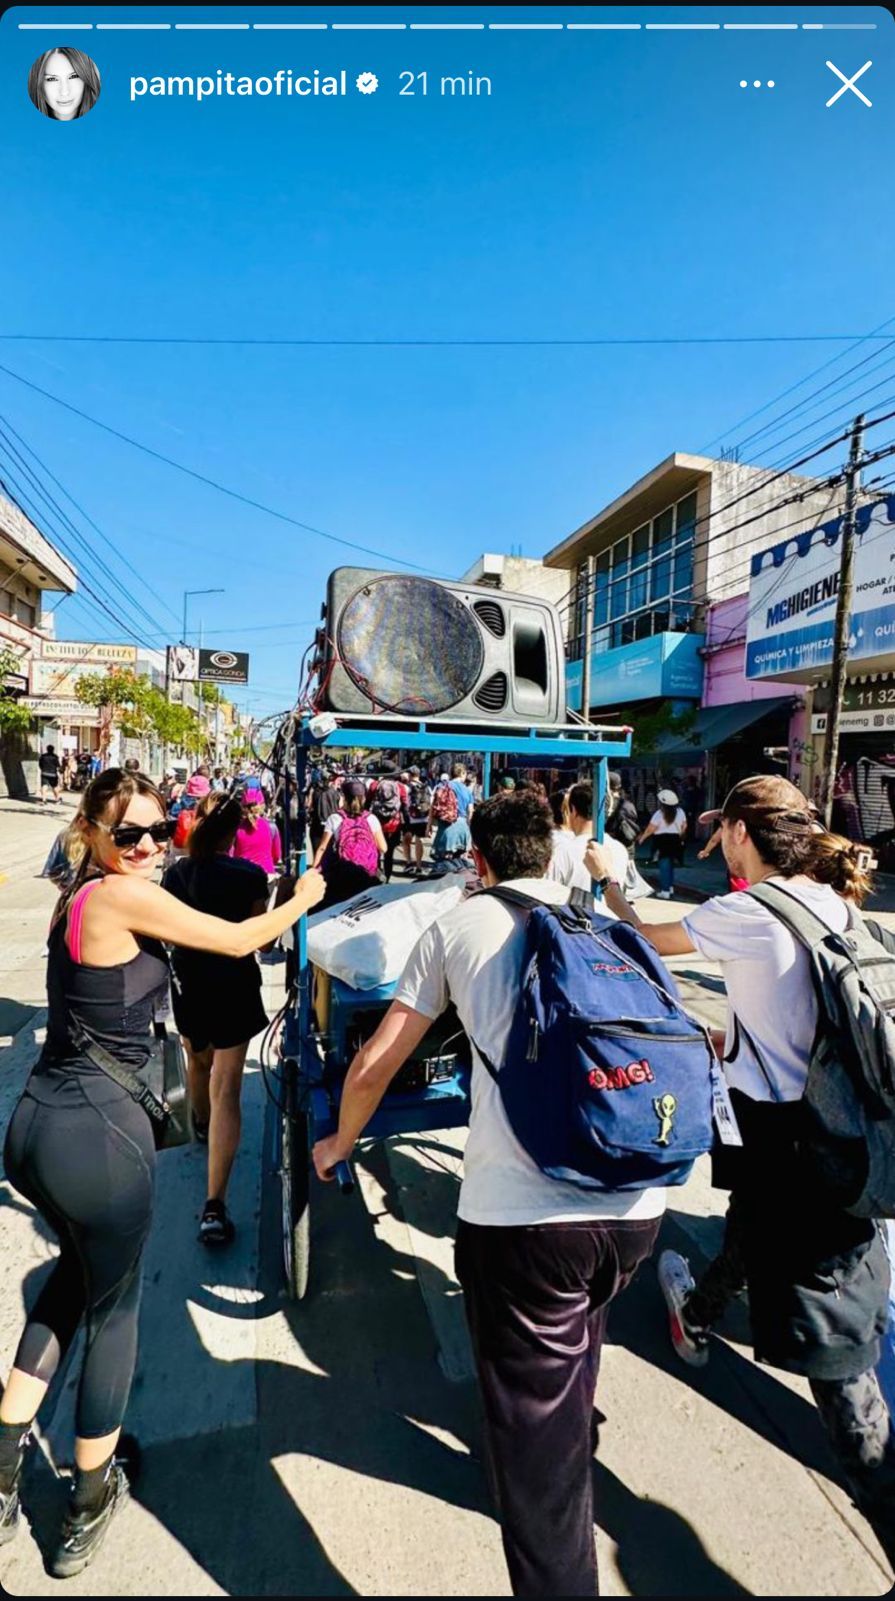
[[0, 999, 42, 1040], [611, 1211, 847, 1485], [593, 1460, 751, 1596]]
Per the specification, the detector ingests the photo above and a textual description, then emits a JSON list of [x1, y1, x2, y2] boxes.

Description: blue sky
[[1, 3, 892, 715]]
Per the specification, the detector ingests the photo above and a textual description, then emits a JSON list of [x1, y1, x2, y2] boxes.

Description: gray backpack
[[748, 881, 895, 1219]]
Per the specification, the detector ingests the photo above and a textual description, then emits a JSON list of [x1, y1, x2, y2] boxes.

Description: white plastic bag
[[307, 874, 471, 990]]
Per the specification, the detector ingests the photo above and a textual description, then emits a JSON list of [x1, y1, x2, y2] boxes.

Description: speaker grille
[[473, 599, 506, 638], [337, 576, 485, 714], [473, 671, 508, 712]]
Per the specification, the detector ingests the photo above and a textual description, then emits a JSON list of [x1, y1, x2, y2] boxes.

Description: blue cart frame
[[276, 713, 632, 1298]]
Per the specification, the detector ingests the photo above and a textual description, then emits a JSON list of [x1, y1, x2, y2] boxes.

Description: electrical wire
[[0, 361, 446, 576], [0, 429, 175, 644], [0, 411, 182, 631], [697, 312, 895, 455], [2, 333, 893, 349]]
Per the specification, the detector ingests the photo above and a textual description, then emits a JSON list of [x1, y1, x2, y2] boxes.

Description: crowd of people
[[4, 750, 895, 1593]]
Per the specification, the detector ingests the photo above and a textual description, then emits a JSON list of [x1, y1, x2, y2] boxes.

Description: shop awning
[[644, 695, 800, 766]]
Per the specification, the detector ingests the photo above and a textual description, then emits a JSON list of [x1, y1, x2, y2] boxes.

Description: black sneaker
[[0, 1485, 20, 1547], [198, 1199, 235, 1246], [191, 1114, 209, 1145], [50, 1463, 129, 1579]]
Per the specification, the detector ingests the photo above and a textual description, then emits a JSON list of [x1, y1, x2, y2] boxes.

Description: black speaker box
[[317, 568, 566, 724]]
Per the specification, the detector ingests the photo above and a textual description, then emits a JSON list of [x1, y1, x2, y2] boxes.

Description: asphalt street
[[0, 797, 892, 1596]]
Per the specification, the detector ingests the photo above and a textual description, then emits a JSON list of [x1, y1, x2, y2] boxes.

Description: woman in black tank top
[[0, 769, 325, 1577]]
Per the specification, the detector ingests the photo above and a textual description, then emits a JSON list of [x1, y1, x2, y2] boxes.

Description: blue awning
[[645, 695, 798, 766]]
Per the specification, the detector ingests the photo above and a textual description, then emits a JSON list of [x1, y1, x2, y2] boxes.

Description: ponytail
[[188, 794, 242, 860], [804, 830, 874, 905]]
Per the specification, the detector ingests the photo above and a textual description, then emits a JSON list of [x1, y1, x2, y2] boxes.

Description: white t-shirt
[[546, 829, 630, 893], [650, 808, 687, 836], [682, 876, 850, 1103], [395, 876, 665, 1227]]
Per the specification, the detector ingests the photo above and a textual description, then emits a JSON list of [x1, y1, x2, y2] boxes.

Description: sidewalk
[[1, 800, 893, 1594], [639, 846, 895, 917]]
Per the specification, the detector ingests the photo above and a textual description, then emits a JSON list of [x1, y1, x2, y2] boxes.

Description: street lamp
[[176, 589, 225, 766], [182, 588, 225, 647]]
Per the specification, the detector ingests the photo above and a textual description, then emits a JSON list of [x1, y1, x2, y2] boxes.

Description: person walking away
[[309, 770, 341, 853], [585, 775, 895, 1564], [604, 773, 640, 854], [231, 793, 282, 878], [313, 792, 668, 1596], [402, 766, 432, 875], [162, 796, 269, 1244], [427, 774, 472, 869], [313, 778, 386, 909], [639, 788, 687, 898], [368, 770, 407, 882], [448, 761, 475, 823], [0, 769, 324, 1576], [37, 744, 61, 806]]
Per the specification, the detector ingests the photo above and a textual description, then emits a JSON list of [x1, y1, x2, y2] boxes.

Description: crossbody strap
[[69, 1016, 168, 1126]]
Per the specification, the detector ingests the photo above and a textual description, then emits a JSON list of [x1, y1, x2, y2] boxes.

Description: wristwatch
[[592, 875, 620, 893]]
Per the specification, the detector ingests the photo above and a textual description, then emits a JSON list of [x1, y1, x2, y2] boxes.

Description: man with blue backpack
[[313, 789, 717, 1595], [586, 773, 895, 1567]]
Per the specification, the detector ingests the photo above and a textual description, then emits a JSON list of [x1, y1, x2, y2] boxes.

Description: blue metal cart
[[276, 712, 632, 1298]]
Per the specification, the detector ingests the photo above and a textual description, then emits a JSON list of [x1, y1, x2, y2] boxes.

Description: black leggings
[[3, 1085, 156, 1439]]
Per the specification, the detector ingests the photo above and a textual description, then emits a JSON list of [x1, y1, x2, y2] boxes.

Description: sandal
[[198, 1200, 235, 1246]]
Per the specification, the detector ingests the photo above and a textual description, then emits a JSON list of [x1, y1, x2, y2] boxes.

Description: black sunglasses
[[99, 819, 175, 849]]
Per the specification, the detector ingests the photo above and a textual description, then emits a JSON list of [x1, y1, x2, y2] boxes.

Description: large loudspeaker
[[317, 568, 566, 724]]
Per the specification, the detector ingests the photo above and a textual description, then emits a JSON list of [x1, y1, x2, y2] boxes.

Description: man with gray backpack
[[586, 773, 895, 1566], [312, 789, 717, 1595]]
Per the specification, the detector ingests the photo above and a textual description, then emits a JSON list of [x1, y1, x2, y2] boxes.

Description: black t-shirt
[[162, 855, 268, 985], [313, 783, 342, 827], [163, 854, 267, 922], [39, 752, 60, 779]]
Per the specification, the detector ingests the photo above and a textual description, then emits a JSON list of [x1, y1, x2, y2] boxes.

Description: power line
[[0, 440, 172, 646], [0, 362, 443, 576], [730, 341, 895, 457], [697, 312, 895, 454], [2, 333, 895, 349], [0, 412, 182, 631]]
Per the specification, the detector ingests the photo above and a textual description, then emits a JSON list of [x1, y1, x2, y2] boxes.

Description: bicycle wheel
[[281, 1105, 311, 1301]]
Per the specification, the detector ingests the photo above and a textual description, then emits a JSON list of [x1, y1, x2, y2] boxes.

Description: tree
[[626, 702, 699, 764], [0, 645, 33, 737], [75, 667, 156, 757]]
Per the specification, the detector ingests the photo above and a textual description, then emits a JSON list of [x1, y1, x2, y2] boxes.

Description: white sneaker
[[657, 1249, 709, 1367], [656, 889, 673, 900]]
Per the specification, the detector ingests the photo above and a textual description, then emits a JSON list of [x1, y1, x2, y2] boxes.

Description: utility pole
[[821, 414, 865, 827], [580, 555, 594, 724]]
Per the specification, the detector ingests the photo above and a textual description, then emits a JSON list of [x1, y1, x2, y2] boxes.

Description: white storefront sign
[[21, 696, 100, 724], [39, 640, 136, 664], [746, 496, 895, 681]]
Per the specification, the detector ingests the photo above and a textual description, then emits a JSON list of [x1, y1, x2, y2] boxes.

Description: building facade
[[746, 492, 895, 865], [0, 491, 77, 797]]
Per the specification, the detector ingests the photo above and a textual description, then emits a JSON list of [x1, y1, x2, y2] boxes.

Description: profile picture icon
[[28, 46, 101, 121]]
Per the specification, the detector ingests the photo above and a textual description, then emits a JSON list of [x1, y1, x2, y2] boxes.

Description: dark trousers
[[455, 1215, 660, 1597]]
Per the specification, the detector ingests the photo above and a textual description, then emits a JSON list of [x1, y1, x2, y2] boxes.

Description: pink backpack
[[335, 812, 380, 876]]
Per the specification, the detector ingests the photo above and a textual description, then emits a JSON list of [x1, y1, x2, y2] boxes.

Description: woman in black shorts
[[0, 769, 324, 1577], [162, 794, 270, 1246]]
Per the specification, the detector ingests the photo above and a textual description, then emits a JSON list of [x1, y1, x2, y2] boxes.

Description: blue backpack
[[475, 887, 716, 1192]]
